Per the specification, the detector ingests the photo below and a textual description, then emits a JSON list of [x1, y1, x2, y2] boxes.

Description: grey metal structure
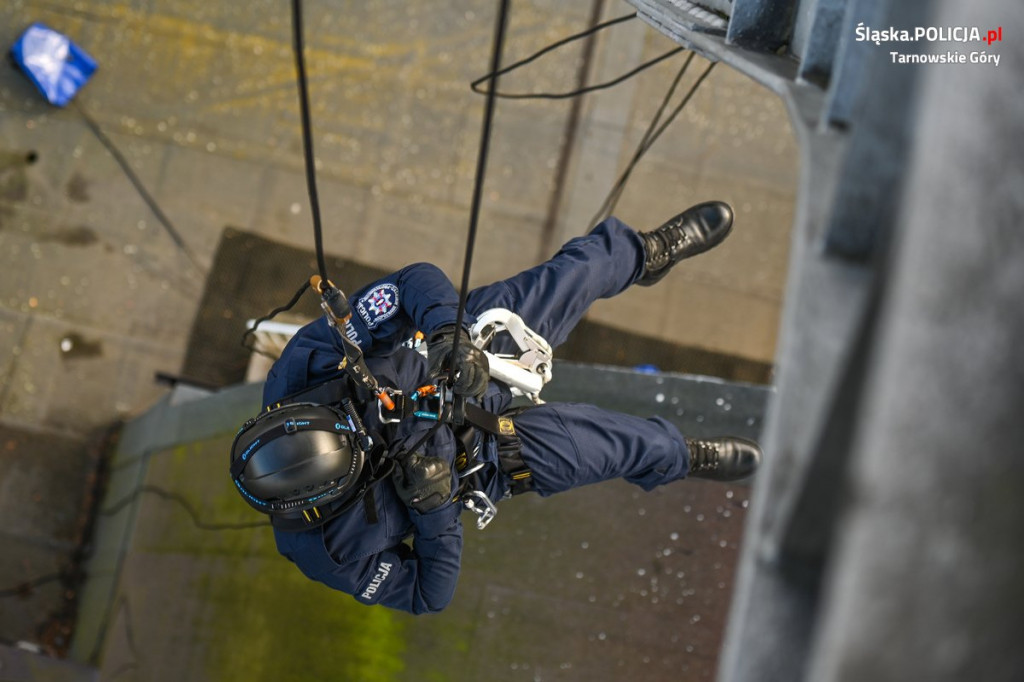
[[625, 0, 1024, 680]]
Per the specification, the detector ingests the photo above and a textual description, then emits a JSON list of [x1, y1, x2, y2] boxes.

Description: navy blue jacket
[[263, 263, 512, 614]]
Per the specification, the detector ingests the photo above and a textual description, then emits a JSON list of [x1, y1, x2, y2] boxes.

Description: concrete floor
[[0, 0, 797, 669], [71, 367, 770, 682]]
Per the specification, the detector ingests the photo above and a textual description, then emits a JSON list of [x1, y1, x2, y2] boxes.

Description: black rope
[[476, 11, 633, 86], [474, 45, 684, 100], [232, 0, 324, 356], [100, 484, 268, 531], [448, 0, 510, 387], [291, 0, 329, 283], [590, 57, 717, 227], [0, 572, 62, 599], [101, 596, 139, 679], [590, 52, 696, 224], [470, 12, 679, 100], [470, 12, 682, 101]]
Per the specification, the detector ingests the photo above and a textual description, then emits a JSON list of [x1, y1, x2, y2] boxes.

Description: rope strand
[[448, 0, 511, 387], [476, 46, 684, 100], [590, 58, 716, 227], [291, 0, 329, 283]]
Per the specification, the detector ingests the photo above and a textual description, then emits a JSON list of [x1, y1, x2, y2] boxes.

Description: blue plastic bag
[[10, 23, 97, 107]]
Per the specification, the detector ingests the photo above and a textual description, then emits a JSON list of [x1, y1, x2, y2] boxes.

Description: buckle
[[377, 389, 406, 424], [411, 383, 447, 422]]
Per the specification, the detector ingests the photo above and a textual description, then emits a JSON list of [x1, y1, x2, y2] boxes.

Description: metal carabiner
[[377, 389, 405, 424], [462, 490, 498, 530]]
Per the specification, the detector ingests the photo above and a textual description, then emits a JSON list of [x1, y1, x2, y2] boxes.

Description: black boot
[[685, 436, 761, 481], [637, 201, 734, 286]]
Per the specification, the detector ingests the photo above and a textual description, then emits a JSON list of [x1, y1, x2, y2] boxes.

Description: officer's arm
[[355, 448, 463, 612], [261, 317, 353, 405], [346, 263, 475, 350], [393, 262, 472, 335], [315, 503, 463, 615], [364, 503, 463, 614]]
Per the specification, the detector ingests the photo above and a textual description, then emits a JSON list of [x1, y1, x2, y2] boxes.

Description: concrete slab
[[0, 422, 93, 647], [249, 164, 371, 258], [0, 539, 67, 643], [0, 314, 181, 432], [0, 424, 91, 542]]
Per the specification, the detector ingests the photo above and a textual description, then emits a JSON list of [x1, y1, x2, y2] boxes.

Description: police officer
[[240, 201, 761, 614]]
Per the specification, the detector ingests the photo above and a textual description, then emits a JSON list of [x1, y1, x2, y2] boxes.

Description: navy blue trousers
[[464, 218, 692, 496]]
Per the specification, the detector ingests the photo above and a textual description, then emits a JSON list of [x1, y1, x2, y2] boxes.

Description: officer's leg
[[465, 217, 645, 349], [465, 202, 734, 349], [511, 402, 690, 494]]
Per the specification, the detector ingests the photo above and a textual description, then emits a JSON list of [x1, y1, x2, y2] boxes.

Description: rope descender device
[[310, 275, 396, 412]]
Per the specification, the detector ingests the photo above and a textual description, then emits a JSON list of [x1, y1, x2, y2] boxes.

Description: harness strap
[[497, 437, 535, 496], [271, 376, 353, 409], [363, 485, 379, 525], [459, 401, 536, 496], [461, 400, 515, 436], [230, 417, 352, 479]]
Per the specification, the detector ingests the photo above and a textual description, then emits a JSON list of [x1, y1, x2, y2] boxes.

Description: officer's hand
[[426, 325, 490, 398], [393, 452, 453, 513]]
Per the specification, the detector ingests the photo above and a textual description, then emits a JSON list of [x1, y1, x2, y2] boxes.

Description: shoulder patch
[[356, 283, 400, 330]]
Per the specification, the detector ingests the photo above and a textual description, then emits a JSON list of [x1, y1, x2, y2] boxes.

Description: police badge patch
[[356, 284, 400, 330]]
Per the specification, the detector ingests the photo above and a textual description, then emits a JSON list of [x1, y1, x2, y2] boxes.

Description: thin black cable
[[627, 60, 716, 192], [74, 102, 206, 275], [475, 11, 633, 86], [638, 52, 696, 146], [470, 12, 644, 99], [636, 53, 696, 152], [240, 279, 311, 354], [590, 58, 717, 227], [590, 51, 696, 225], [474, 46, 684, 100], [104, 597, 139, 681], [101, 484, 268, 531], [0, 572, 63, 599], [291, 0, 329, 283], [448, 0, 510, 387]]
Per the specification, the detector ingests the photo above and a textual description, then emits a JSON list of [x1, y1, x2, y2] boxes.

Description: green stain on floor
[[121, 435, 409, 680], [201, 559, 407, 681]]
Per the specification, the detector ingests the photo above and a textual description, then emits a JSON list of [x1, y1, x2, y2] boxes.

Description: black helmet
[[230, 402, 368, 531]]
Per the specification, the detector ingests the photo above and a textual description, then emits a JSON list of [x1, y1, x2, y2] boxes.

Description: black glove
[[393, 452, 453, 513], [426, 325, 490, 397]]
